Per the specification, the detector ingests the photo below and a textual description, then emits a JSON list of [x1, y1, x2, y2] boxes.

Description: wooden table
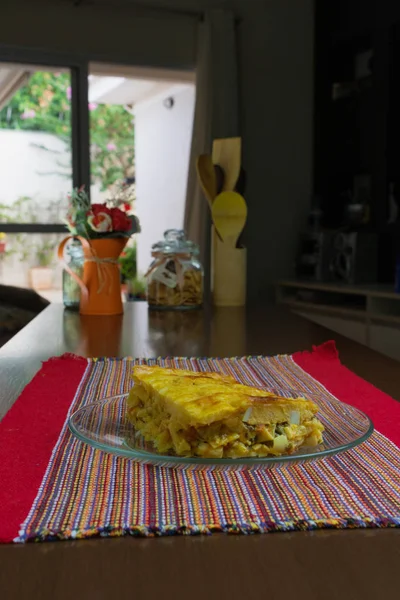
[[0, 303, 399, 599]]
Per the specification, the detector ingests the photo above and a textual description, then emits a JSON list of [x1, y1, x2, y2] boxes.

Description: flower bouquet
[[65, 184, 140, 239], [60, 184, 141, 316]]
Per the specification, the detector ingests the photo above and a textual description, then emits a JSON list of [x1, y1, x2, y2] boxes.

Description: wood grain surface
[[0, 303, 399, 599]]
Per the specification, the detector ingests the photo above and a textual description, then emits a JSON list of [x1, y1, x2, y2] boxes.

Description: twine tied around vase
[[85, 254, 119, 294]]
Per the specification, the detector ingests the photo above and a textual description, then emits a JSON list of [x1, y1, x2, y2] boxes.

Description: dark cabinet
[[314, 0, 400, 282]]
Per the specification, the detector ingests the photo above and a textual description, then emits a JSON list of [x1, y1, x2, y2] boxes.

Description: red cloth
[[293, 341, 400, 447], [0, 355, 87, 543]]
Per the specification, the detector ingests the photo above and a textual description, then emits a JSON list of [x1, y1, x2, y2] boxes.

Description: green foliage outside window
[[119, 243, 137, 282], [0, 71, 135, 190]]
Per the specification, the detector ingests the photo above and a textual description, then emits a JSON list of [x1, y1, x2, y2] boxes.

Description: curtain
[[184, 9, 239, 299]]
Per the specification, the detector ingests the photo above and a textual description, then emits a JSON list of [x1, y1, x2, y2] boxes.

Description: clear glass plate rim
[[68, 393, 374, 466]]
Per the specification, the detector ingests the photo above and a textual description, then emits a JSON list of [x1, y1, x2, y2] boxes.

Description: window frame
[[0, 46, 90, 234]]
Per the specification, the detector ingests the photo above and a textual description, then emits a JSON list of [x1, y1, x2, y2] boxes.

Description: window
[[0, 52, 195, 302], [0, 53, 89, 299], [0, 65, 73, 225]]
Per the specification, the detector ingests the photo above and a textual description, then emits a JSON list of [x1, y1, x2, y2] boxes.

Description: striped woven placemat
[[12, 352, 400, 542]]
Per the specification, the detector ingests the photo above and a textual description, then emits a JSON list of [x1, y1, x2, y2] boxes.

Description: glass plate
[[68, 390, 374, 471]]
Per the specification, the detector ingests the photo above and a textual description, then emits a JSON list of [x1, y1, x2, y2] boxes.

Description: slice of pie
[[127, 365, 324, 459]]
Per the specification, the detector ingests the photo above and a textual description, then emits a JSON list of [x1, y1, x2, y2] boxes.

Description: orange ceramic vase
[[58, 236, 127, 316]]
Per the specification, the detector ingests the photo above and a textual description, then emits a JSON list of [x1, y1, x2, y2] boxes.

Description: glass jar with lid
[[146, 229, 203, 310], [62, 238, 84, 310]]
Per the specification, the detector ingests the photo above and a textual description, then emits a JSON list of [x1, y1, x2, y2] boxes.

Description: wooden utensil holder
[[211, 226, 246, 307]]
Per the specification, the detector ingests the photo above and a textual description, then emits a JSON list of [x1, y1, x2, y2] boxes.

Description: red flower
[[122, 202, 131, 212], [111, 207, 131, 232], [87, 203, 113, 232], [90, 203, 112, 217], [88, 212, 112, 232]]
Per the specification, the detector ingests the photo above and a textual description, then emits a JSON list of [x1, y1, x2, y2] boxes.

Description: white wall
[[0, 130, 71, 211], [0, 130, 70, 288], [134, 84, 195, 275]]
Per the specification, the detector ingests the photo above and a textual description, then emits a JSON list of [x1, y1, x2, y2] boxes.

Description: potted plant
[[127, 276, 147, 301], [28, 239, 56, 290], [119, 242, 137, 296], [61, 185, 140, 315]]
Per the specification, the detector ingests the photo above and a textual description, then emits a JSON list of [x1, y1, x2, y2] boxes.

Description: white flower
[[87, 212, 113, 232]]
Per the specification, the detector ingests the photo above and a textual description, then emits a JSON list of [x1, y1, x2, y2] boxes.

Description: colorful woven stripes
[[17, 356, 400, 542]]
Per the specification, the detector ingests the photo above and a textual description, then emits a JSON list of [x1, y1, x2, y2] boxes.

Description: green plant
[[0, 72, 71, 138], [90, 105, 135, 190], [1, 233, 30, 262], [119, 243, 137, 282], [1, 232, 58, 267], [129, 276, 146, 298], [34, 239, 56, 267], [0, 197, 56, 264], [0, 196, 38, 223], [0, 71, 135, 191]]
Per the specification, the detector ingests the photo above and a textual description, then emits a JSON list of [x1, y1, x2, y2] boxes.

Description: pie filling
[[127, 381, 324, 459]]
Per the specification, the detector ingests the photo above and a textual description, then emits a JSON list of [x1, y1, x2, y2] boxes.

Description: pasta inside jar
[[146, 230, 203, 310]]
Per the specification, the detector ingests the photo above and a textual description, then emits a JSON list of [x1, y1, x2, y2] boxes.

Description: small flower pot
[[127, 293, 147, 302], [29, 267, 53, 290]]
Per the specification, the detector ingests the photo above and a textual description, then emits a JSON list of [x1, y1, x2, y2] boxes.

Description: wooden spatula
[[196, 154, 217, 209], [211, 191, 248, 248], [212, 137, 241, 191]]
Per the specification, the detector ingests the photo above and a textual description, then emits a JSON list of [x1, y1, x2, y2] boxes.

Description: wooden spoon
[[196, 154, 217, 209], [211, 191, 248, 248]]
